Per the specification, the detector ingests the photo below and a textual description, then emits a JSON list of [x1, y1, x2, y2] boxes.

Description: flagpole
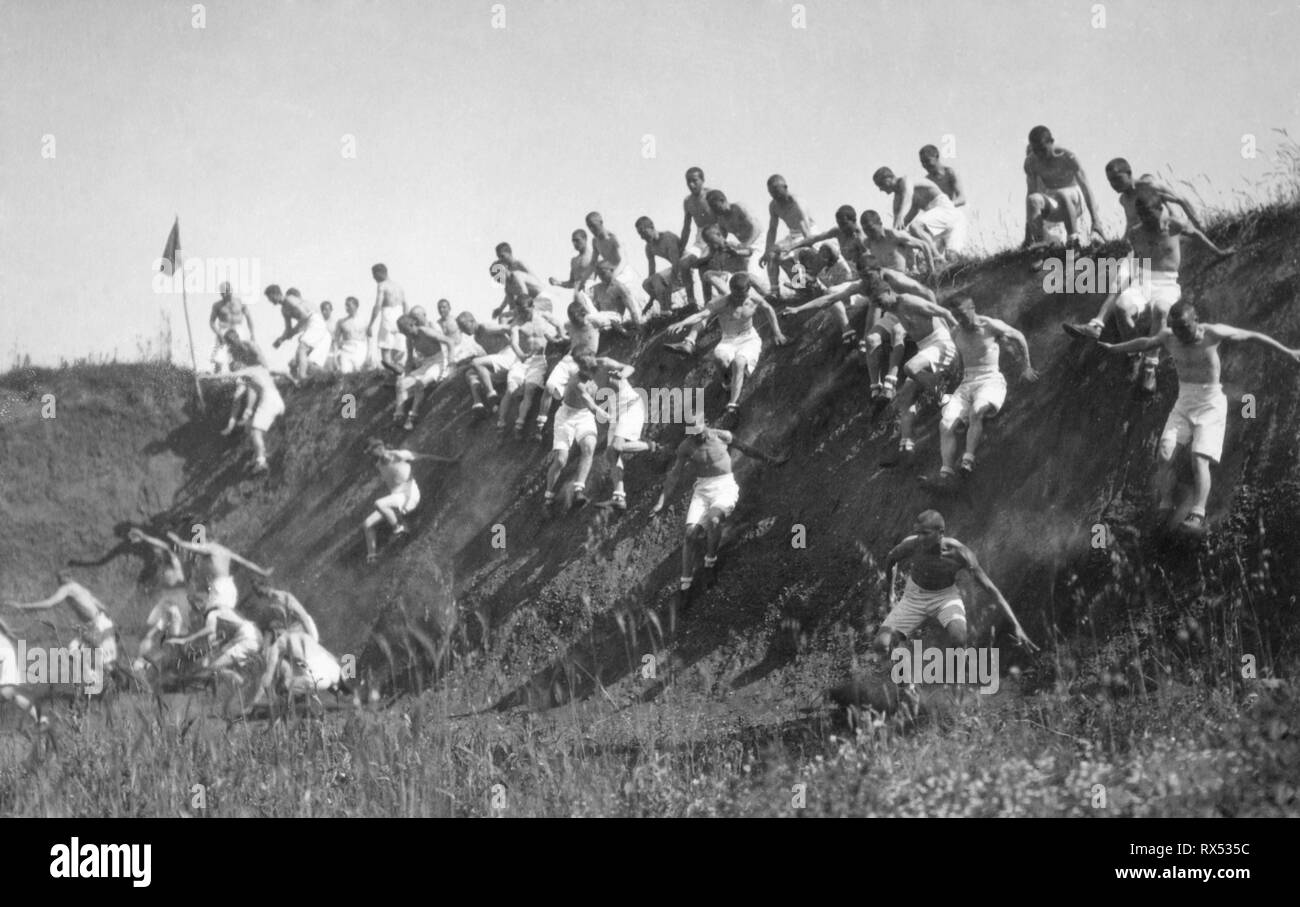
[[174, 220, 204, 404]]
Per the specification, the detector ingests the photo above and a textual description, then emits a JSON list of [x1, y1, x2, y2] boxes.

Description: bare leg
[[545, 448, 570, 500], [572, 436, 597, 495], [1189, 453, 1213, 516], [680, 524, 705, 590]]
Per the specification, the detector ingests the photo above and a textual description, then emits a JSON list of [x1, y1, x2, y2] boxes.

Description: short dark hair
[[371, 263, 387, 276], [861, 210, 883, 228], [495, 242, 512, 256], [872, 167, 894, 184], [916, 509, 946, 532], [835, 204, 857, 223], [1106, 157, 1132, 175], [1134, 185, 1165, 216], [572, 228, 588, 239], [685, 166, 704, 181], [919, 144, 940, 159], [1028, 125, 1052, 145], [264, 284, 282, 298], [945, 294, 976, 311], [1168, 299, 1197, 324], [705, 189, 727, 206], [285, 288, 301, 299], [729, 272, 750, 293], [766, 174, 785, 189], [634, 216, 654, 231]]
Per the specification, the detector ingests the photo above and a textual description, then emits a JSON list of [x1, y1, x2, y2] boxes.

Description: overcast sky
[[2, 0, 1298, 368]]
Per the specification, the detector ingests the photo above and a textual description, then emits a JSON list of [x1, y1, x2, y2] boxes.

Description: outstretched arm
[[893, 229, 936, 275], [1099, 331, 1166, 354], [169, 610, 220, 647], [4, 585, 75, 610], [1213, 325, 1300, 363], [167, 531, 210, 555], [781, 279, 860, 316], [726, 433, 788, 465], [756, 295, 788, 345], [965, 556, 1038, 651], [67, 540, 133, 568], [128, 529, 185, 573], [1179, 221, 1234, 257], [881, 268, 935, 302], [230, 552, 273, 577]]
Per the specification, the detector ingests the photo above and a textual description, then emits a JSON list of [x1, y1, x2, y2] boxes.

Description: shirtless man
[[209, 282, 255, 373], [1022, 125, 1104, 248], [1098, 301, 1300, 535], [549, 229, 597, 292], [759, 174, 817, 297], [329, 296, 369, 375], [166, 530, 273, 613], [636, 216, 694, 313], [498, 298, 563, 437], [1106, 158, 1204, 234], [543, 353, 603, 511], [199, 355, 296, 475], [0, 618, 44, 726], [591, 260, 646, 330], [652, 417, 784, 599], [247, 584, 346, 706], [785, 205, 869, 283], [860, 209, 936, 276], [685, 224, 773, 298], [873, 278, 960, 467], [591, 356, 660, 511], [781, 263, 933, 392], [362, 438, 460, 562], [125, 528, 193, 674], [873, 167, 962, 260], [679, 167, 719, 301], [1063, 187, 1233, 393], [919, 144, 968, 259], [166, 600, 262, 691], [5, 574, 123, 690], [366, 264, 409, 376], [876, 510, 1036, 664], [459, 311, 513, 417], [927, 296, 1036, 489], [299, 299, 337, 373], [586, 212, 650, 313], [265, 286, 323, 380], [543, 296, 623, 419], [666, 272, 788, 421], [706, 190, 764, 263], [395, 308, 455, 430]]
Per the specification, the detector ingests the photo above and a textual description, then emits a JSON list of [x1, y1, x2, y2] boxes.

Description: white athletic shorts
[[552, 403, 598, 451], [399, 355, 446, 393], [1160, 382, 1227, 465], [507, 352, 549, 393], [911, 197, 964, 254], [208, 575, 239, 611], [611, 394, 647, 444], [331, 340, 368, 374], [941, 369, 1007, 429], [300, 314, 332, 367], [376, 478, 421, 515], [686, 472, 739, 526], [1115, 270, 1181, 321], [881, 578, 967, 636], [1039, 184, 1091, 242], [906, 330, 957, 374], [377, 306, 405, 352], [482, 347, 519, 375], [250, 388, 285, 432], [209, 627, 262, 670], [714, 328, 763, 376]]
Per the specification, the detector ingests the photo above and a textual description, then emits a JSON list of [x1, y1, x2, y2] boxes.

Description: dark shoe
[[571, 487, 589, 509], [958, 458, 974, 479], [881, 446, 912, 468]]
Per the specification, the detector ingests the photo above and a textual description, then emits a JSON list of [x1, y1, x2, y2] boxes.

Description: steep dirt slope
[[3, 208, 1298, 702]]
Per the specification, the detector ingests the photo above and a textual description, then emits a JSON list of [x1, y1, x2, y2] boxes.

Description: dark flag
[[160, 217, 181, 276]]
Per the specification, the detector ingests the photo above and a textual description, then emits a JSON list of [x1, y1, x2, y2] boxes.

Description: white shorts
[[481, 347, 519, 375], [1160, 382, 1227, 465], [686, 472, 739, 526], [377, 307, 405, 351], [300, 314, 332, 367], [331, 340, 368, 374], [507, 352, 549, 393], [683, 234, 710, 262], [275, 632, 343, 694], [546, 354, 580, 399], [1038, 184, 1091, 241], [906, 330, 957, 374], [911, 199, 965, 254], [1115, 270, 1181, 321], [250, 389, 285, 432], [613, 261, 650, 309], [552, 403, 598, 451], [941, 370, 1007, 429], [714, 329, 763, 375], [376, 478, 421, 515], [399, 355, 446, 392], [208, 575, 239, 611], [881, 579, 967, 636], [611, 395, 647, 443]]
